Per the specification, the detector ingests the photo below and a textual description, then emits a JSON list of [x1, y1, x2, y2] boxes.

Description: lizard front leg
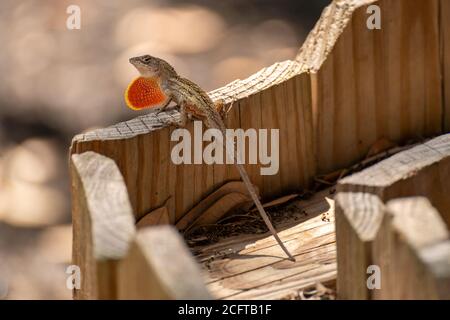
[[159, 105, 188, 128], [156, 97, 173, 115]]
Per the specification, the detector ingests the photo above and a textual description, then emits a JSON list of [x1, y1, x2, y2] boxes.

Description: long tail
[[234, 162, 295, 261], [219, 127, 295, 261]]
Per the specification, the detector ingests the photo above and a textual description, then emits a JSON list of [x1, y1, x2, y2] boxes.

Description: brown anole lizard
[[126, 55, 295, 261]]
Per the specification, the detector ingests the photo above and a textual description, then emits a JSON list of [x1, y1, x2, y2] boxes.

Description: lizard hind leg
[[215, 98, 236, 122], [215, 99, 227, 120]]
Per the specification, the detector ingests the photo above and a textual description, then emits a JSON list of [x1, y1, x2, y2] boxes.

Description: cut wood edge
[[337, 134, 450, 226], [296, 0, 377, 72], [335, 192, 384, 299], [387, 197, 448, 249], [442, 0, 450, 131], [419, 241, 450, 299], [117, 226, 211, 299], [338, 134, 450, 190], [372, 197, 450, 299], [70, 151, 136, 299]]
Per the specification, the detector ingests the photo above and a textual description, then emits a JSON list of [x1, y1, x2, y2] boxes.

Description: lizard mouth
[[129, 58, 144, 69], [129, 59, 158, 77]]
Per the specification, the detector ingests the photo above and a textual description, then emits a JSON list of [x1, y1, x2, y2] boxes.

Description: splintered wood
[[189, 189, 336, 300]]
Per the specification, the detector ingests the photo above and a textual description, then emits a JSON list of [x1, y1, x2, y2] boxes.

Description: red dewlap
[[125, 77, 167, 110]]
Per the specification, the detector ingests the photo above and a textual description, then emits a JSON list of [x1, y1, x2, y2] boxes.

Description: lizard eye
[[142, 56, 151, 63]]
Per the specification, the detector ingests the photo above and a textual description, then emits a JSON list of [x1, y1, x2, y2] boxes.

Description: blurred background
[[0, 0, 328, 299]]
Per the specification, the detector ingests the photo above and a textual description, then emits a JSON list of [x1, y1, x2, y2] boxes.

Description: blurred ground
[[0, 0, 328, 299]]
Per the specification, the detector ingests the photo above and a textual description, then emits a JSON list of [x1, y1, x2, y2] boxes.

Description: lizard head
[[125, 55, 173, 110], [129, 55, 177, 80]]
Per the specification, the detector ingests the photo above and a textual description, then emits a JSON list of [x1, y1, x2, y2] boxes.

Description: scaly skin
[[128, 55, 295, 261]]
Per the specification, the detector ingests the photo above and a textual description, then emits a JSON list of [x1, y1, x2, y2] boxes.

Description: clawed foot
[[160, 117, 181, 128], [215, 98, 235, 122]]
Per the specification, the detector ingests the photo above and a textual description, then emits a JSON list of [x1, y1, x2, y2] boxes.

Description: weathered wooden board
[[192, 190, 336, 300], [442, 0, 450, 131], [335, 134, 450, 299], [339, 134, 450, 225], [334, 192, 384, 299], [117, 226, 211, 299], [70, 151, 136, 299], [297, 0, 443, 174], [373, 197, 450, 299]]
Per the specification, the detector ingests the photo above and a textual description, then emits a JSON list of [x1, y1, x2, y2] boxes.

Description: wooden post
[[335, 134, 450, 299], [71, 151, 211, 299], [442, 0, 450, 131], [339, 134, 450, 225], [374, 197, 450, 299], [297, 0, 443, 174], [335, 192, 384, 299], [70, 151, 136, 299], [117, 226, 211, 299]]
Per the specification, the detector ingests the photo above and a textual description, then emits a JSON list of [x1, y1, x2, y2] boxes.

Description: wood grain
[[298, 0, 443, 174], [192, 191, 336, 300], [335, 134, 450, 299], [442, 0, 450, 131], [373, 197, 450, 299], [335, 192, 384, 299], [70, 151, 136, 299], [117, 226, 211, 299], [339, 134, 450, 225]]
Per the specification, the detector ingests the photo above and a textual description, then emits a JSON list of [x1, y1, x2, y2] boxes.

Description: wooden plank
[[298, 0, 443, 174], [334, 192, 384, 299], [441, 0, 450, 131], [192, 192, 336, 300], [374, 197, 450, 299], [335, 134, 450, 299], [239, 93, 263, 197], [222, 98, 241, 184], [117, 226, 211, 299], [193, 188, 334, 261], [339, 134, 450, 225], [70, 151, 136, 299], [227, 266, 336, 300]]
